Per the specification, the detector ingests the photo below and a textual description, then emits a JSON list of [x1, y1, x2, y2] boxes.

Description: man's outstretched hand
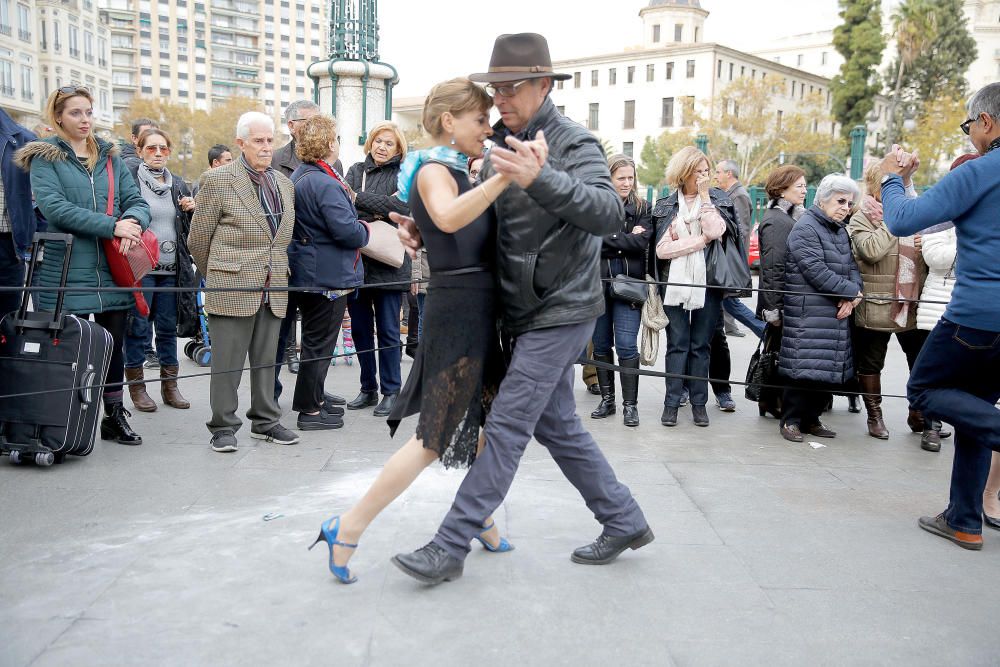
[[390, 211, 422, 258], [492, 130, 548, 189]]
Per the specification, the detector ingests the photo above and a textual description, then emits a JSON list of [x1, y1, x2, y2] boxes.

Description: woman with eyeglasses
[[121, 128, 197, 413], [343, 121, 411, 418], [15, 86, 150, 445], [776, 174, 864, 443]]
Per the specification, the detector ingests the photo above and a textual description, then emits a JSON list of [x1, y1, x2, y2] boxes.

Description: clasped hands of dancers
[[310, 33, 653, 586]]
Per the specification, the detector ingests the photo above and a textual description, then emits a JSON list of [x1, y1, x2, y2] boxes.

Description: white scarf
[[663, 194, 707, 310]]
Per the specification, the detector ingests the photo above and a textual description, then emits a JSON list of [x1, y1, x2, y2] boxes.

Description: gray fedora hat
[[469, 33, 572, 84]]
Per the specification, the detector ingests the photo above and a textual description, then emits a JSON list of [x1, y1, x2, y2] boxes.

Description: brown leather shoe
[[920, 428, 941, 452], [858, 374, 889, 439], [918, 513, 983, 550], [807, 422, 837, 438], [160, 365, 190, 409], [907, 408, 926, 433], [125, 367, 157, 412], [780, 424, 803, 442]]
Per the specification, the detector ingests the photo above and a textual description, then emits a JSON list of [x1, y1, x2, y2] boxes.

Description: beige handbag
[[358, 170, 406, 269]]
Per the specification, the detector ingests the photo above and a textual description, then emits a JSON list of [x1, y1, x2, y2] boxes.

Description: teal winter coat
[[15, 137, 150, 314]]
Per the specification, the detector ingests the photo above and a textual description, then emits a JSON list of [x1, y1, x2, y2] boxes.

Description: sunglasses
[[142, 145, 171, 155], [960, 116, 978, 135], [485, 79, 531, 98], [58, 85, 90, 95]]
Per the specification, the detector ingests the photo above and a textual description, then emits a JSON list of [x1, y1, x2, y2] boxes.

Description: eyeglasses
[[484, 80, 531, 98], [960, 116, 978, 135], [57, 85, 90, 95], [833, 197, 853, 207], [142, 145, 171, 155]]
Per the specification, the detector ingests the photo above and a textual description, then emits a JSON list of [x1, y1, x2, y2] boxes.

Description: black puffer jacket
[[756, 205, 796, 319], [482, 98, 624, 335], [778, 206, 863, 385], [127, 162, 198, 336], [600, 199, 652, 283], [345, 153, 411, 291]]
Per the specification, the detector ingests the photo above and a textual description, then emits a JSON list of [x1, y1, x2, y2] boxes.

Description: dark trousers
[[291, 292, 347, 414], [907, 318, 1000, 534], [89, 310, 128, 403], [124, 273, 178, 368], [781, 379, 832, 429], [664, 288, 723, 407], [348, 288, 402, 395], [852, 326, 928, 375], [0, 233, 24, 317], [432, 319, 648, 559], [709, 302, 731, 396]]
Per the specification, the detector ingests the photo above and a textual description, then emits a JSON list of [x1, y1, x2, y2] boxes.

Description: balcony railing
[[21, 91, 33, 102], [98, 58, 107, 67], [0, 25, 12, 37], [0, 85, 15, 97], [18, 29, 31, 41], [70, 48, 80, 57], [210, 0, 259, 15]]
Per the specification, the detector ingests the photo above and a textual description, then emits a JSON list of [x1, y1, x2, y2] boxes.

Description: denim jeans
[[124, 273, 178, 368], [347, 288, 403, 395], [417, 292, 426, 340], [723, 296, 766, 339], [907, 318, 1000, 534], [592, 295, 641, 360], [664, 288, 723, 407]]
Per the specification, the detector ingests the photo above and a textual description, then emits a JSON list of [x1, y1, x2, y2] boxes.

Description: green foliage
[[830, 0, 886, 138], [638, 131, 693, 186]]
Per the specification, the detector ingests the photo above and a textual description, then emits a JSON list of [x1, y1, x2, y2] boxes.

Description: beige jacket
[[188, 160, 295, 318]]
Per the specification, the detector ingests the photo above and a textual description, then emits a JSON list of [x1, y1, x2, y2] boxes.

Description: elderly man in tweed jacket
[[189, 111, 299, 452]]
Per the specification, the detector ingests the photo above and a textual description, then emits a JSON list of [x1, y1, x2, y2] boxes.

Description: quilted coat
[[15, 137, 151, 314], [188, 159, 295, 319], [778, 206, 863, 385], [916, 227, 957, 331]]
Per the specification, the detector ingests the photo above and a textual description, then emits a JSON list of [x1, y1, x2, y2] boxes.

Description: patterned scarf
[[241, 154, 282, 236], [663, 193, 707, 311], [774, 197, 806, 221], [396, 146, 469, 203]]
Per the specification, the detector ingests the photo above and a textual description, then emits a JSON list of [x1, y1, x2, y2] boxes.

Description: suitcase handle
[[17, 232, 74, 334], [79, 367, 96, 405]]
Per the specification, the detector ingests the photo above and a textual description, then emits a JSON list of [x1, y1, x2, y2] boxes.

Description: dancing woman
[[310, 78, 533, 583]]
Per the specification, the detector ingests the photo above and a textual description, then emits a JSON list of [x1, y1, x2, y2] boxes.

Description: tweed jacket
[[188, 159, 295, 318]]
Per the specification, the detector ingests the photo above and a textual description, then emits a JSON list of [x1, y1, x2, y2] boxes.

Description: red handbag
[[100, 157, 158, 316]]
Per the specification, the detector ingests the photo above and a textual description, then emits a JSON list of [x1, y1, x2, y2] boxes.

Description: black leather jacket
[[482, 98, 624, 335], [649, 187, 739, 282], [600, 199, 652, 281]]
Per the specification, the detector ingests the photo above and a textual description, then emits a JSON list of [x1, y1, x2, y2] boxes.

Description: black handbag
[[706, 219, 753, 298], [610, 274, 648, 305], [745, 325, 780, 401]]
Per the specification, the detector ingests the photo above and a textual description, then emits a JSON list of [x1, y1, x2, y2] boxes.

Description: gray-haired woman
[[777, 174, 864, 442]]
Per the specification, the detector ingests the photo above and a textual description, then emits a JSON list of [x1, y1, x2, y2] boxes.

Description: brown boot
[[907, 409, 926, 433], [125, 367, 157, 412], [858, 374, 889, 439], [160, 365, 190, 409]]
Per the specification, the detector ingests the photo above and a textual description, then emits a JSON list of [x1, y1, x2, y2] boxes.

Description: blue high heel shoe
[[308, 516, 359, 583], [474, 521, 515, 553]]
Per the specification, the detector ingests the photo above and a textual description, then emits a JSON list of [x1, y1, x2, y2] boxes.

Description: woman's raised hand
[[114, 218, 142, 254], [697, 174, 711, 199]]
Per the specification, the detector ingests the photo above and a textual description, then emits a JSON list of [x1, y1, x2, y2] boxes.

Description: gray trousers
[[433, 319, 648, 559], [206, 307, 282, 434]]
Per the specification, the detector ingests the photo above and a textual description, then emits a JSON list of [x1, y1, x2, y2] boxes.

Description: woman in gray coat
[[778, 174, 863, 443]]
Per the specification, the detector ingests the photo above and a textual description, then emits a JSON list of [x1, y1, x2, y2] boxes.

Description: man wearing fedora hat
[[391, 33, 652, 585]]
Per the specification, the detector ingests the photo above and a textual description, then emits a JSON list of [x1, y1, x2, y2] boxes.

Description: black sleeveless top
[[409, 161, 495, 274]]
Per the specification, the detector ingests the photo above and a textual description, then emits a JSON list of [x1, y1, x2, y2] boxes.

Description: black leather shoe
[[983, 513, 1000, 531], [691, 404, 710, 427], [346, 390, 379, 410], [391, 542, 464, 585], [321, 402, 345, 417], [373, 393, 397, 417], [324, 392, 347, 406], [587, 383, 601, 396], [100, 404, 143, 446], [297, 411, 344, 431], [660, 405, 678, 427], [571, 526, 654, 565]]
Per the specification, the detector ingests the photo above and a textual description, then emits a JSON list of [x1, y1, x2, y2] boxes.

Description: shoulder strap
[[105, 156, 115, 217]]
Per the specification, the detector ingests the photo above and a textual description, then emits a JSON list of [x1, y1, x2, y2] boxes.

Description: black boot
[[619, 356, 640, 427], [590, 352, 616, 419], [100, 403, 143, 446]]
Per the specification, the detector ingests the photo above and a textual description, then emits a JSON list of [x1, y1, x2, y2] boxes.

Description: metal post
[[695, 133, 709, 153], [849, 125, 866, 180]]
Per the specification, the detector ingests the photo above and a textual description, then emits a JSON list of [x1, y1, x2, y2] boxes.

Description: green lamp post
[[695, 133, 709, 153], [849, 125, 866, 180]]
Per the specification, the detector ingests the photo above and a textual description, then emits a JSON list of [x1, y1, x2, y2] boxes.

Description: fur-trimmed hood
[[14, 136, 119, 171]]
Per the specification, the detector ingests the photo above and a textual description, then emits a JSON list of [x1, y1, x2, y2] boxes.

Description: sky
[[379, 0, 844, 98]]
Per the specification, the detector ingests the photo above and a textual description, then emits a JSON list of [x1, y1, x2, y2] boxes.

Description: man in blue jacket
[[880, 82, 1000, 551], [0, 110, 37, 317]]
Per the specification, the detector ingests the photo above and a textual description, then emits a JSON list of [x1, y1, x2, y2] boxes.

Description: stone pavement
[[2, 317, 999, 666]]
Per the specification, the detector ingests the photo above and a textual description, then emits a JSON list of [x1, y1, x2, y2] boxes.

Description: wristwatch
[[880, 173, 896, 185]]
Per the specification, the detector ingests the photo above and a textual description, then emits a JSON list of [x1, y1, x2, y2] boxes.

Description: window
[[39, 19, 46, 49], [53, 20, 61, 51], [674, 23, 682, 42], [16, 3, 29, 41], [623, 142, 633, 158], [665, 61, 673, 80], [556, 105, 564, 115], [68, 25, 79, 58], [646, 64, 654, 82], [627, 66, 634, 84], [717, 59, 722, 78], [694, 27, 699, 42], [797, 54, 803, 67], [652, 24, 660, 42], [608, 68, 616, 85], [556, 79, 563, 90], [0, 1, 10, 36], [623, 100, 635, 129], [84, 31, 94, 64], [687, 60, 695, 78], [588, 103, 599, 130], [777, 110, 783, 131], [791, 81, 796, 97], [729, 62, 734, 81], [573, 71, 580, 88], [821, 51, 828, 66], [661, 97, 673, 127], [1, 60, 16, 97], [19, 63, 31, 101], [98, 37, 106, 66], [591, 69, 598, 86]]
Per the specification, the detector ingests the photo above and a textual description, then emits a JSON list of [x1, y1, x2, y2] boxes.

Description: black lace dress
[[386, 161, 505, 468]]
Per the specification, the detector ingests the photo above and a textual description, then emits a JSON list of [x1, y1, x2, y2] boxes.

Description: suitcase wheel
[[35, 452, 54, 467], [184, 340, 198, 359], [194, 346, 212, 367], [9, 450, 21, 465]]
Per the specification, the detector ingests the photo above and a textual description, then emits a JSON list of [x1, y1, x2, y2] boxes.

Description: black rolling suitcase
[[0, 233, 113, 466]]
